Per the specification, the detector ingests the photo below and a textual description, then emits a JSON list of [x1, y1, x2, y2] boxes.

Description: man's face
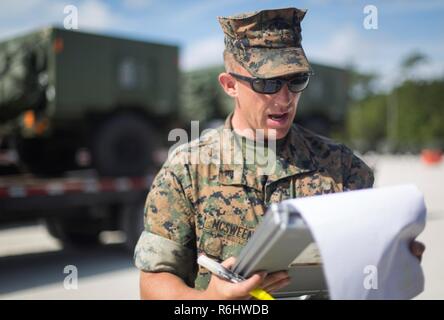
[[230, 64, 302, 140]]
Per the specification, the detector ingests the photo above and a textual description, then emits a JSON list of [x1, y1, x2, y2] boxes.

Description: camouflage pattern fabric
[[218, 7, 311, 78], [134, 113, 374, 291]]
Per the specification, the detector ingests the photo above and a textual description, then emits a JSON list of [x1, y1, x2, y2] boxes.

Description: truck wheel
[[120, 201, 145, 252], [92, 114, 159, 176], [45, 217, 101, 248]]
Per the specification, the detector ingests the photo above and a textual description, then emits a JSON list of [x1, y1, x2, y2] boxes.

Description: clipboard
[[232, 202, 329, 299]]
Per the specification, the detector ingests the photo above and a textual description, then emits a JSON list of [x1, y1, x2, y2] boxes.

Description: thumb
[[235, 273, 266, 294]]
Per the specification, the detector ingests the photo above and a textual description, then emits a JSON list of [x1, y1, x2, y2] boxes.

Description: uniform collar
[[218, 113, 317, 190]]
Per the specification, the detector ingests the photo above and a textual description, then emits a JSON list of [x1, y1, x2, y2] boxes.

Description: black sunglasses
[[229, 71, 313, 94]]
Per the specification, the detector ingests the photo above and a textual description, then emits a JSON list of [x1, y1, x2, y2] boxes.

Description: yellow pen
[[197, 255, 275, 300], [249, 288, 275, 300]]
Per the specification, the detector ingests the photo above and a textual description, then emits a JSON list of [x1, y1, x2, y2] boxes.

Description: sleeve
[[341, 145, 375, 190], [134, 165, 197, 287]]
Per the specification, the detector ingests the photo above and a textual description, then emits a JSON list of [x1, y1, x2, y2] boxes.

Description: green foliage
[[400, 52, 428, 73], [347, 94, 387, 151], [396, 80, 444, 149], [347, 78, 444, 152]]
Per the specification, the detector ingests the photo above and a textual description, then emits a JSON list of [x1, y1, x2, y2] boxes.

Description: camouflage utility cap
[[218, 7, 311, 78]]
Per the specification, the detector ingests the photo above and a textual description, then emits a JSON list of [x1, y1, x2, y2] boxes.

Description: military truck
[[0, 26, 179, 176], [0, 27, 179, 250], [180, 63, 350, 136]]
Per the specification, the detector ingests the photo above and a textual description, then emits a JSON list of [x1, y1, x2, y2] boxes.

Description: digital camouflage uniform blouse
[[134, 114, 374, 290]]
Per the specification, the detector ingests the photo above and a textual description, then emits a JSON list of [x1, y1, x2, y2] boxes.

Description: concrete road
[[0, 154, 443, 299], [0, 224, 139, 299]]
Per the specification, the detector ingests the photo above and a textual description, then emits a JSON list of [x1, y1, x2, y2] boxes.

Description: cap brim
[[236, 47, 311, 79]]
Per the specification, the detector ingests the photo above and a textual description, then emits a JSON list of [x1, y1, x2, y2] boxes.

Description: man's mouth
[[268, 112, 289, 122], [268, 113, 288, 121], [266, 112, 290, 127]]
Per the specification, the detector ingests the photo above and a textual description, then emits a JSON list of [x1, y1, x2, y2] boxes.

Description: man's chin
[[264, 127, 291, 140]]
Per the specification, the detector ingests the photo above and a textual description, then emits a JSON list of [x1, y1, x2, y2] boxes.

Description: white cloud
[[306, 27, 362, 66], [305, 25, 444, 91], [77, 0, 115, 31], [181, 35, 225, 70]]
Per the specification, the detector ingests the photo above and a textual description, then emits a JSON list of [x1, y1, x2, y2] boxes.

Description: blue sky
[[1, 0, 443, 89]]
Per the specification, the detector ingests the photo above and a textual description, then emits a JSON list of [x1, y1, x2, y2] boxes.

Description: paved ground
[[0, 155, 443, 299], [0, 224, 140, 299]]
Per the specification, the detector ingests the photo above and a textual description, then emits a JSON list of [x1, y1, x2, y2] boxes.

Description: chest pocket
[[198, 216, 254, 262]]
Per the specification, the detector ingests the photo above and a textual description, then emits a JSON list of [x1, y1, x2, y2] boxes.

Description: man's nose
[[272, 85, 292, 109]]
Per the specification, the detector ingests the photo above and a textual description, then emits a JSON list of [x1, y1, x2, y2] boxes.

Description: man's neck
[[231, 111, 256, 140]]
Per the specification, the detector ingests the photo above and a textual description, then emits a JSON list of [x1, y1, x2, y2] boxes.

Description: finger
[[410, 241, 425, 261], [221, 257, 237, 269], [262, 277, 291, 293], [232, 273, 266, 296], [411, 241, 425, 254], [261, 271, 289, 288]]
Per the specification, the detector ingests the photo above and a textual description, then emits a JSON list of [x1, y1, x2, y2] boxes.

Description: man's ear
[[218, 72, 238, 98]]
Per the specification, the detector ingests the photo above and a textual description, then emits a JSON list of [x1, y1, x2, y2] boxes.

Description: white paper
[[282, 184, 426, 300]]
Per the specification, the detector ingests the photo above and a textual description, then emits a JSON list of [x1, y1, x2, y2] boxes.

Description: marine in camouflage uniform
[[134, 7, 374, 291], [134, 113, 374, 290]]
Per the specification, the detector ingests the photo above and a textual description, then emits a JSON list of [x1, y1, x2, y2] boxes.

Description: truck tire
[[92, 113, 158, 176], [45, 217, 102, 248]]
